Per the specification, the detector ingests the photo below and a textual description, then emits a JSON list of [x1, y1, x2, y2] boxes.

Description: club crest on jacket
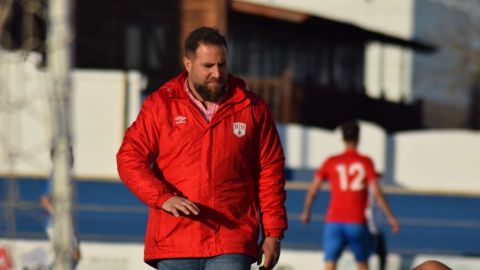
[[233, 122, 246, 137]]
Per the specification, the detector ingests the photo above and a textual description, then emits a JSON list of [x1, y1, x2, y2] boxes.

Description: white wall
[[282, 124, 342, 170], [280, 121, 386, 175], [73, 70, 143, 180], [0, 239, 150, 270], [394, 130, 480, 192], [281, 123, 480, 194], [2, 239, 479, 270], [0, 52, 52, 176], [0, 51, 143, 180], [235, 0, 414, 39]]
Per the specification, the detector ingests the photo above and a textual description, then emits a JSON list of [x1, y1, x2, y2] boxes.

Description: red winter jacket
[[116, 71, 287, 267]]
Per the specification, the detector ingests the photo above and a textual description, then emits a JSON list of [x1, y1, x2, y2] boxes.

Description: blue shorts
[[323, 222, 371, 262]]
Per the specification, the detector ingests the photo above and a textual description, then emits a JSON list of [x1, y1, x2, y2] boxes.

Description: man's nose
[[211, 65, 221, 78]]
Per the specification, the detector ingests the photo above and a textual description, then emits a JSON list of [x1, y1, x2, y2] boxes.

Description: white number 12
[[335, 162, 365, 191]]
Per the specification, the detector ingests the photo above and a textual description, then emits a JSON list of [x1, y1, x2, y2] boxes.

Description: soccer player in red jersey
[[301, 121, 399, 270]]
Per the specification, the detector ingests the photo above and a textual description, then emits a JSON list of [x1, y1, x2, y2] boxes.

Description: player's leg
[[344, 223, 370, 270], [71, 231, 81, 269], [411, 260, 452, 270], [46, 222, 55, 269], [325, 261, 337, 270], [204, 254, 253, 270], [323, 223, 346, 270], [374, 232, 387, 270]]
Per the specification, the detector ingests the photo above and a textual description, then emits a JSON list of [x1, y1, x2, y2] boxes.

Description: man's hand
[[161, 196, 200, 217], [257, 237, 281, 270]]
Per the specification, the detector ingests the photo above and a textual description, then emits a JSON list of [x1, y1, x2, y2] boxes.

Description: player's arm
[[40, 194, 53, 214], [301, 175, 323, 224], [370, 181, 400, 233]]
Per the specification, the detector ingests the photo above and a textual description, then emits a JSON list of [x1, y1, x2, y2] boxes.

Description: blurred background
[[0, 0, 479, 269]]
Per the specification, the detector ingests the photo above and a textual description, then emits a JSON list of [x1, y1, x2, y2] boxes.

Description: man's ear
[[183, 56, 192, 73]]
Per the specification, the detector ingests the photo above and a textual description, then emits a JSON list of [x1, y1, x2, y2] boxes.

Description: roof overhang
[[231, 1, 435, 53], [231, 1, 309, 23]]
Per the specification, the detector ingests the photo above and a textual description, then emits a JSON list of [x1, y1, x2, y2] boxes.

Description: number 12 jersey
[[315, 148, 377, 223]]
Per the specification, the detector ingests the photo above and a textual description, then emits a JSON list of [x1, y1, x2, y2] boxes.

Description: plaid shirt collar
[[184, 78, 227, 122]]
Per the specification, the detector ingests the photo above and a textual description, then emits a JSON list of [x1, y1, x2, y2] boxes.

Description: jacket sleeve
[[255, 101, 288, 238], [116, 94, 173, 209]]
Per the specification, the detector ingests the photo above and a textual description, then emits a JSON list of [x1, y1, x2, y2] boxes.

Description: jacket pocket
[[156, 210, 191, 243], [221, 202, 258, 228], [219, 203, 259, 244]]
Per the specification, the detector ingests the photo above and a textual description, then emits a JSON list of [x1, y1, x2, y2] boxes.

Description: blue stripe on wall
[[1, 177, 480, 256]]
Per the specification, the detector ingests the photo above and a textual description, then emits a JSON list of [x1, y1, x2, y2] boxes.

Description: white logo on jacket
[[175, 115, 187, 124], [233, 122, 246, 137]]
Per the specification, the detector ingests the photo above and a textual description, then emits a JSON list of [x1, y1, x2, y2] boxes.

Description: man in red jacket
[[117, 26, 287, 270]]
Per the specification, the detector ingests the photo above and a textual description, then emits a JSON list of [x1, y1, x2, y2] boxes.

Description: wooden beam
[[180, 0, 228, 57], [231, 1, 309, 23]]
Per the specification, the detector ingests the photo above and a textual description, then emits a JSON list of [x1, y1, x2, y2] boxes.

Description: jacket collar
[[164, 71, 249, 106]]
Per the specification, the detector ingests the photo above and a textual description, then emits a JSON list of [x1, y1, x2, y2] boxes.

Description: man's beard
[[194, 81, 227, 102]]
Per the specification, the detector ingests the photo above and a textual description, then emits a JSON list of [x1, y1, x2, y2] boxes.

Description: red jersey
[[315, 148, 377, 223]]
